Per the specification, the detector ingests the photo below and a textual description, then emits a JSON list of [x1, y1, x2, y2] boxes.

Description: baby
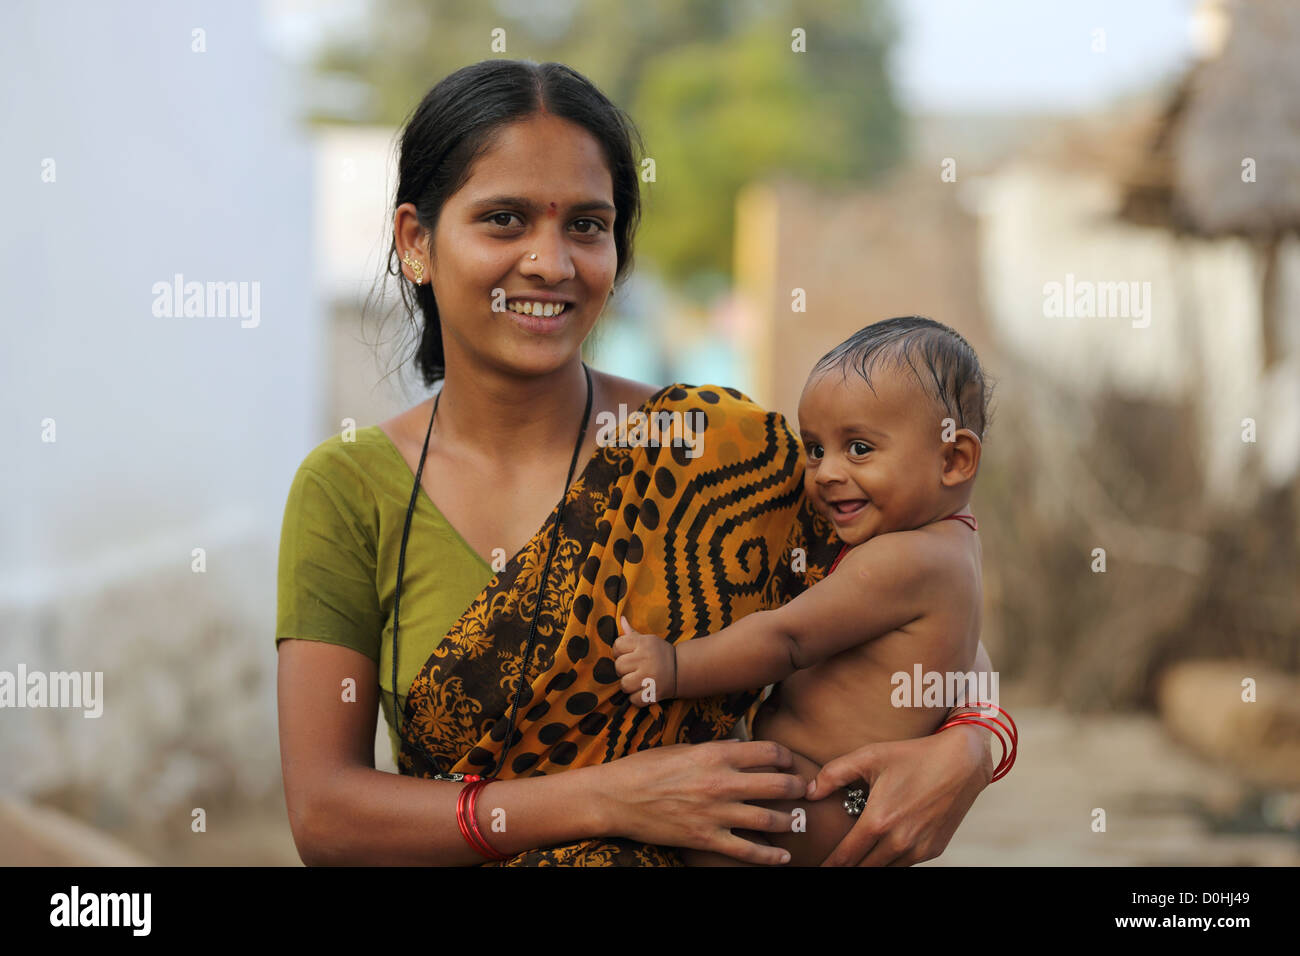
[[614, 316, 991, 866]]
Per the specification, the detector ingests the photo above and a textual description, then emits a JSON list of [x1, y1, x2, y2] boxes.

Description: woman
[[275, 59, 997, 866]]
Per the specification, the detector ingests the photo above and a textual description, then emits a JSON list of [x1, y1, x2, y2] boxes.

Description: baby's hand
[[612, 616, 677, 706]]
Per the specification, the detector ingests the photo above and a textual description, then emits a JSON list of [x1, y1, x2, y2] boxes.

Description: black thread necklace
[[392, 362, 594, 780]]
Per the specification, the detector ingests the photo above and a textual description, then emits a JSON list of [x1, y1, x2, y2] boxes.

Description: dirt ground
[[927, 706, 1300, 866]]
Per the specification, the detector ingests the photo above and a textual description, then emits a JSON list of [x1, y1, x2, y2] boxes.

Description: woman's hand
[[805, 724, 994, 866], [594, 739, 808, 865]]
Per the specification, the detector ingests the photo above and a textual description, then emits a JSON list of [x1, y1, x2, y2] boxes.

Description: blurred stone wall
[[735, 170, 990, 424], [0, 527, 280, 841]]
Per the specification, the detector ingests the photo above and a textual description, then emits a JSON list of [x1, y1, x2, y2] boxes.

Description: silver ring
[[844, 786, 867, 816]]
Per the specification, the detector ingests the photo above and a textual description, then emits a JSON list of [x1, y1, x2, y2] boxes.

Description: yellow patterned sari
[[396, 384, 842, 865]]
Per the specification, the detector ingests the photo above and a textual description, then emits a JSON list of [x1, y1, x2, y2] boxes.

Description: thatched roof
[[1114, 81, 1189, 231], [1118, 0, 1300, 237]]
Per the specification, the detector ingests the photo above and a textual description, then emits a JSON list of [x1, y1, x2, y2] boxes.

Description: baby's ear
[[941, 429, 981, 486]]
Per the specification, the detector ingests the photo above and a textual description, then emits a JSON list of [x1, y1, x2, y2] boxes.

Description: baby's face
[[797, 365, 951, 546]]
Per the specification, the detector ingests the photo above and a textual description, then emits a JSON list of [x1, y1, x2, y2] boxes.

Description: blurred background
[[2, 0, 1297, 865]]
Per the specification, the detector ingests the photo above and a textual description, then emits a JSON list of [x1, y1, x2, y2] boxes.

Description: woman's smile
[[503, 296, 572, 334]]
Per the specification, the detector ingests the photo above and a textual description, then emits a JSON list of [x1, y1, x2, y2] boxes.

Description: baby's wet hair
[[810, 316, 992, 438]]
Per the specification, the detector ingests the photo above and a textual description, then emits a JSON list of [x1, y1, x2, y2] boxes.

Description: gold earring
[[402, 253, 425, 284]]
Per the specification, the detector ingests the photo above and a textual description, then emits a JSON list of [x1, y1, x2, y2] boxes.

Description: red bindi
[[547, 202, 557, 217]]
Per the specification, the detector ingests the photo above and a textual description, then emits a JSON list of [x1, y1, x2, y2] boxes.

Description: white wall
[[973, 162, 1299, 504], [0, 0, 320, 822]]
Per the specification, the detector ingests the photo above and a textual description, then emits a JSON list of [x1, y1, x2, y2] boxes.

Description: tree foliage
[[312, 0, 901, 285]]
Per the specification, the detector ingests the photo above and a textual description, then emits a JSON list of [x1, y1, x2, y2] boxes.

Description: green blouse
[[275, 425, 496, 767]]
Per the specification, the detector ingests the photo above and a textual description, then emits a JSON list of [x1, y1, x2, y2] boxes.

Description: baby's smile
[[826, 497, 870, 521]]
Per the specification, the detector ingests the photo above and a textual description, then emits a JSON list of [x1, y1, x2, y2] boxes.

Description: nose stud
[[529, 253, 537, 260]]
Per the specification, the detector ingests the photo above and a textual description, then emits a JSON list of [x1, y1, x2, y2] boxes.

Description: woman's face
[[414, 112, 618, 379]]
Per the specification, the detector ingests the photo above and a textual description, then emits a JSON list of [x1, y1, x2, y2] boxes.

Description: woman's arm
[[802, 640, 997, 866], [277, 639, 808, 865]]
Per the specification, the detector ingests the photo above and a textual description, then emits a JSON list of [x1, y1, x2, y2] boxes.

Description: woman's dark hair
[[376, 59, 645, 388], [811, 316, 995, 437]]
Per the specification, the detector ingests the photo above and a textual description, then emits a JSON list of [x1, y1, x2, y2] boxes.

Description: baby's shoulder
[[840, 525, 975, 587]]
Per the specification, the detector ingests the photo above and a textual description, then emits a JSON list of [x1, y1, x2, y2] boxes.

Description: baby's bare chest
[[755, 619, 979, 764]]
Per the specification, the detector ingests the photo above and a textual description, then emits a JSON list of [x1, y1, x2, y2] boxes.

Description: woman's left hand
[[804, 724, 993, 866]]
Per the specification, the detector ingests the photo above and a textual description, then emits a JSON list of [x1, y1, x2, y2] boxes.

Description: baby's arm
[[614, 609, 795, 704], [614, 532, 938, 703]]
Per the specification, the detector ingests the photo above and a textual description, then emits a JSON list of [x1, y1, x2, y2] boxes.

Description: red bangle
[[457, 781, 491, 858], [944, 701, 1018, 748], [936, 701, 1018, 782], [946, 712, 1014, 751], [457, 781, 494, 859], [946, 719, 1014, 782], [456, 778, 509, 862], [455, 781, 481, 855], [941, 717, 1012, 780], [958, 701, 1018, 742], [466, 780, 509, 861], [946, 702, 1013, 780]]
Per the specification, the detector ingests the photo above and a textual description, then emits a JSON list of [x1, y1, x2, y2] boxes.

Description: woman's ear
[[394, 202, 430, 263], [941, 429, 981, 487]]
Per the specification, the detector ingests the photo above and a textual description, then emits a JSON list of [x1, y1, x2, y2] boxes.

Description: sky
[[890, 0, 1200, 113], [260, 0, 1202, 115]]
